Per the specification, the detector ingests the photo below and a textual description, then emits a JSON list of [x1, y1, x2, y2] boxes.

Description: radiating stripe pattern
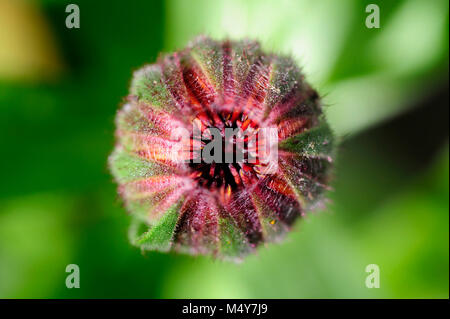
[[109, 36, 335, 261]]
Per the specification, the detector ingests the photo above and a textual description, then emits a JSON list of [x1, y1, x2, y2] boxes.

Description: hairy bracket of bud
[[109, 35, 335, 261]]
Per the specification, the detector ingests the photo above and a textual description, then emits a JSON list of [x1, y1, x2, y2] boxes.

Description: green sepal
[[218, 216, 251, 260], [189, 36, 224, 95], [130, 65, 178, 113], [109, 148, 168, 184], [129, 200, 182, 252], [279, 119, 335, 158]]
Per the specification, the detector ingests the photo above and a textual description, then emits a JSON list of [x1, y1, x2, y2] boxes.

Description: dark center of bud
[[188, 110, 262, 194]]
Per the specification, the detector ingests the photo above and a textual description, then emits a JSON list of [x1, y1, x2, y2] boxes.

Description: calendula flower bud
[[109, 36, 334, 261]]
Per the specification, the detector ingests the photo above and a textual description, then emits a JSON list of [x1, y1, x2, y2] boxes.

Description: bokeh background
[[0, 0, 448, 298]]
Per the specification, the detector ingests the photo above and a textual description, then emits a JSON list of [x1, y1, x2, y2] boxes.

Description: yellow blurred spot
[[0, 0, 63, 82]]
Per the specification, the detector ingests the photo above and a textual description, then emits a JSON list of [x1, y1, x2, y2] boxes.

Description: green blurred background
[[0, 0, 448, 298]]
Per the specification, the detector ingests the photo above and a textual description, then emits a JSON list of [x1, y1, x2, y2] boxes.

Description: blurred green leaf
[[161, 145, 448, 298], [0, 194, 75, 297], [166, 0, 449, 136]]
